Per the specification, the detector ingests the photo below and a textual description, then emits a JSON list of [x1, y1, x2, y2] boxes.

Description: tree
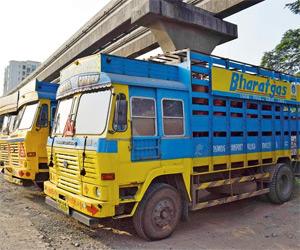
[[261, 1, 300, 75], [261, 29, 300, 75], [285, 0, 300, 14]]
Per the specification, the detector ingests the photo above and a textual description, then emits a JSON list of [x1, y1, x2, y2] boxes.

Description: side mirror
[[113, 94, 128, 132]]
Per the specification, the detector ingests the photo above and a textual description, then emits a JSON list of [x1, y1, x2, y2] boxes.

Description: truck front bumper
[[3, 170, 24, 185], [44, 181, 115, 226]]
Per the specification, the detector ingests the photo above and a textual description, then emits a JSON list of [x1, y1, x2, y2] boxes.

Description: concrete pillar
[[131, 0, 237, 54]]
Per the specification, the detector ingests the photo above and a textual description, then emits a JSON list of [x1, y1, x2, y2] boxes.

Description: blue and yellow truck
[[3, 80, 58, 187], [44, 50, 300, 240], [0, 92, 19, 173]]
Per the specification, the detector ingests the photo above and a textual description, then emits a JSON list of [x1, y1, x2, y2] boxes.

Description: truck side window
[[37, 104, 48, 127], [131, 97, 156, 136], [50, 105, 56, 128], [162, 99, 184, 136]]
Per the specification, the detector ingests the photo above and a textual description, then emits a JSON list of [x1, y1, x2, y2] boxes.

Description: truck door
[[157, 89, 191, 160], [130, 87, 160, 161]]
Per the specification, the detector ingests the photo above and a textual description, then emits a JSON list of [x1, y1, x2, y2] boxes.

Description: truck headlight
[[95, 187, 101, 197]]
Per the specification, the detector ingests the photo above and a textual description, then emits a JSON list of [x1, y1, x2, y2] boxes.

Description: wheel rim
[[152, 199, 175, 229], [278, 174, 290, 196]]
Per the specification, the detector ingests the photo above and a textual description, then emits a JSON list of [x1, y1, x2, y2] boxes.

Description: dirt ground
[[0, 177, 299, 250]]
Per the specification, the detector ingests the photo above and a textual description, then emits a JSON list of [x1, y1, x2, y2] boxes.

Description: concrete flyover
[[103, 0, 264, 57], [7, 0, 264, 94]]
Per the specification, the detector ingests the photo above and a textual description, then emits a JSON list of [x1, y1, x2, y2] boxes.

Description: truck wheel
[[133, 183, 182, 241], [268, 163, 294, 204]]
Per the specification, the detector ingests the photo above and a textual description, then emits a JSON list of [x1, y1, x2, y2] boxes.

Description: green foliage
[[261, 1, 300, 76], [261, 29, 300, 75], [286, 0, 300, 14]]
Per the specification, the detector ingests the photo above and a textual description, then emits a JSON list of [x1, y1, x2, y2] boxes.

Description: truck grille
[[81, 156, 97, 181], [9, 143, 20, 167], [0, 143, 9, 166], [55, 152, 82, 194], [54, 151, 98, 195]]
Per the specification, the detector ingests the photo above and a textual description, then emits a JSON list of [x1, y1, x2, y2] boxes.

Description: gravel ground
[[0, 176, 299, 250]]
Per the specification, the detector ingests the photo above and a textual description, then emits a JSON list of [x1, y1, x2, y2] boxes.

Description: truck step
[[191, 188, 269, 211], [195, 173, 270, 190]]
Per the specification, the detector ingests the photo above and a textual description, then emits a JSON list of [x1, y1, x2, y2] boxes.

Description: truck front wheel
[[268, 163, 294, 204], [133, 183, 182, 241]]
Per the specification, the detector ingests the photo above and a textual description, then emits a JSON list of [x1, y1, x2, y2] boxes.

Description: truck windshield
[[53, 98, 73, 135], [0, 116, 4, 132], [75, 90, 111, 135], [14, 106, 25, 130], [18, 103, 39, 130], [1, 116, 9, 134], [8, 116, 16, 133]]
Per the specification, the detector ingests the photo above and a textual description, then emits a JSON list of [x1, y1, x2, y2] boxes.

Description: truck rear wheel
[[133, 183, 182, 241], [268, 163, 294, 204]]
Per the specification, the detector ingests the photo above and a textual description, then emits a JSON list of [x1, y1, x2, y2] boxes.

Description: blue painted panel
[[131, 137, 160, 161], [160, 138, 193, 159], [191, 52, 212, 63], [291, 120, 297, 131], [230, 107, 243, 113], [156, 88, 192, 159], [192, 92, 209, 99], [192, 79, 209, 86], [261, 136, 273, 152], [284, 136, 290, 150], [284, 120, 289, 131], [129, 86, 161, 161], [230, 137, 244, 154], [275, 136, 282, 150], [97, 139, 118, 153], [101, 54, 179, 81], [262, 119, 272, 130], [247, 119, 259, 131], [192, 105, 210, 111], [37, 81, 59, 101], [213, 106, 226, 112], [275, 120, 281, 131], [191, 116, 209, 131], [193, 138, 210, 157], [247, 137, 258, 153], [230, 118, 243, 131], [212, 137, 227, 156], [213, 117, 226, 131], [246, 110, 259, 115], [191, 65, 210, 75]]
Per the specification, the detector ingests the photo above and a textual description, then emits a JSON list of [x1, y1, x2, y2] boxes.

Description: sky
[[0, 0, 299, 95]]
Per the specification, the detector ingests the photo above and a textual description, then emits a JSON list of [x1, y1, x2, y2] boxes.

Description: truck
[[0, 92, 19, 173], [44, 50, 300, 240], [2, 80, 58, 187]]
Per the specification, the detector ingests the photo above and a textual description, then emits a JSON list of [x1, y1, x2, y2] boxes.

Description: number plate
[[57, 200, 70, 215]]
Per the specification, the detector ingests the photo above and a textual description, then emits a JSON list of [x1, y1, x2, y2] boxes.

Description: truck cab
[[0, 92, 19, 173], [3, 80, 58, 186]]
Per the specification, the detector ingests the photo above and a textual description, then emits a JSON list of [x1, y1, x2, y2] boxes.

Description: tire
[[268, 163, 294, 204], [133, 183, 182, 241]]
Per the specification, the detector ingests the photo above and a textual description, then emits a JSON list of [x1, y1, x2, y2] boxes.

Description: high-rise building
[[3, 60, 41, 95]]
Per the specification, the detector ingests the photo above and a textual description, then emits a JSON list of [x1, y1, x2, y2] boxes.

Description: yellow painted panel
[[212, 67, 299, 102]]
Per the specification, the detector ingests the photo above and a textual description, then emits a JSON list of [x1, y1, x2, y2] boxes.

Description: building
[[3, 60, 41, 95]]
